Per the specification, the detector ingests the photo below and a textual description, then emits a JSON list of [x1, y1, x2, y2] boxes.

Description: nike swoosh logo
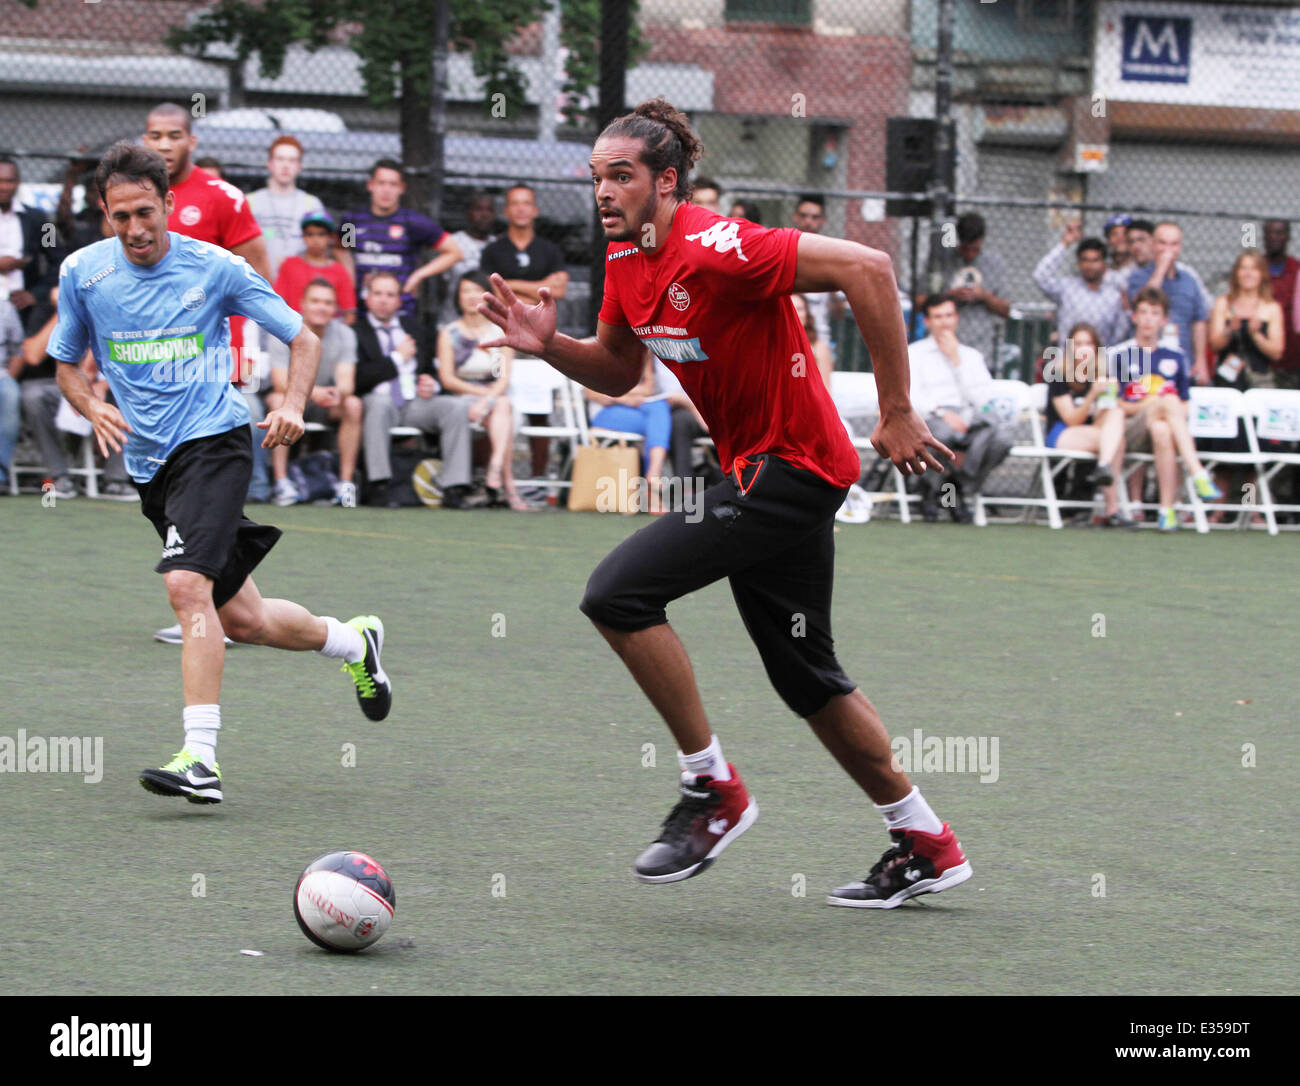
[[903, 869, 923, 882], [185, 770, 219, 786]]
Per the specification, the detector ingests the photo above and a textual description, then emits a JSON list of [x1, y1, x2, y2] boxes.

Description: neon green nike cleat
[[139, 748, 223, 804], [343, 615, 392, 721]]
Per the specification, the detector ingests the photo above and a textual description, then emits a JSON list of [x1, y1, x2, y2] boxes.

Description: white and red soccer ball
[[294, 850, 396, 952]]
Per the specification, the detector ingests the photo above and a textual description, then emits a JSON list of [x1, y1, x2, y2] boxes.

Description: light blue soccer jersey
[[48, 232, 303, 481]]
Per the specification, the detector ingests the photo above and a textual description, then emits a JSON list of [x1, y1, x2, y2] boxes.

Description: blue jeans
[[591, 401, 672, 473], [0, 373, 19, 482], [243, 391, 271, 501]]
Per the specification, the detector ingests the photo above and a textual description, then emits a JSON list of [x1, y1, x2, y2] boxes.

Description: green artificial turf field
[[2, 497, 1295, 994]]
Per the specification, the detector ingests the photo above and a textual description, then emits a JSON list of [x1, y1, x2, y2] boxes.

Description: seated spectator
[[585, 351, 671, 512], [656, 358, 719, 493], [907, 293, 1015, 523], [0, 297, 21, 490], [17, 286, 133, 498], [1, 156, 61, 332], [436, 272, 527, 511], [354, 270, 472, 508], [274, 211, 357, 323], [1112, 286, 1222, 532], [791, 293, 833, 389], [1033, 221, 1129, 349], [1205, 248, 1283, 519], [728, 200, 762, 225], [265, 278, 363, 508], [1043, 321, 1132, 527]]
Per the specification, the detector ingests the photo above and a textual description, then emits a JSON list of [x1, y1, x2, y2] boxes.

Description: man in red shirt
[[481, 99, 973, 910]]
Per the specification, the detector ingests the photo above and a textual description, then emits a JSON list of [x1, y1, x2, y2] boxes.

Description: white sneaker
[[335, 480, 357, 508], [153, 623, 235, 646], [273, 477, 300, 506]]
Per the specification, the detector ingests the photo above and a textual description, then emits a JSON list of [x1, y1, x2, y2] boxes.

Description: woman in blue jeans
[[586, 353, 671, 510]]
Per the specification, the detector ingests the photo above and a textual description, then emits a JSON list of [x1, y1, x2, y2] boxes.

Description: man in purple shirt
[[340, 159, 462, 320]]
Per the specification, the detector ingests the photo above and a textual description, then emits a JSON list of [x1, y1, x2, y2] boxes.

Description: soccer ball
[[293, 850, 396, 952]]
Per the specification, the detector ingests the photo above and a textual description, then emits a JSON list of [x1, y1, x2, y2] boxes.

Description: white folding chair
[[507, 358, 584, 492], [1243, 387, 1300, 531], [10, 400, 101, 497], [828, 371, 915, 522], [1184, 386, 1273, 534]]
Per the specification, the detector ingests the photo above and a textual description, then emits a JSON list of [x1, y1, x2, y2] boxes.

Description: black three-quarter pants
[[579, 452, 857, 718]]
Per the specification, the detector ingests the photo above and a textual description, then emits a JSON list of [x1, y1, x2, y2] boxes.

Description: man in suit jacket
[[356, 270, 472, 507], [0, 157, 62, 331]]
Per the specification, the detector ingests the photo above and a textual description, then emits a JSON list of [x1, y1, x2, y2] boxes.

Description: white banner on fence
[[1094, 1, 1300, 111]]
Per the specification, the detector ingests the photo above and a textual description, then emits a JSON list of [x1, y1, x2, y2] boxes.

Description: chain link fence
[[4, 0, 1300, 506]]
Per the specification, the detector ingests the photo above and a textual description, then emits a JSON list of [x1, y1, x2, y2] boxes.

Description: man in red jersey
[[481, 99, 974, 910]]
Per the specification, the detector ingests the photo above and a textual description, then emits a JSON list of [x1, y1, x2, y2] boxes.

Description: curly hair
[[598, 97, 703, 201]]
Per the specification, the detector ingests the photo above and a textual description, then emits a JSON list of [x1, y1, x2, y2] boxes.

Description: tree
[[163, 0, 643, 209]]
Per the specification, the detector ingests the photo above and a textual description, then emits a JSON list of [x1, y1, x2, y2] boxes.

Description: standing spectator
[[690, 176, 721, 212], [441, 192, 497, 325], [728, 200, 762, 224], [0, 297, 22, 490], [339, 159, 461, 321], [1127, 221, 1211, 382], [1103, 213, 1133, 290], [55, 155, 110, 256], [265, 279, 362, 508], [354, 271, 472, 509], [274, 211, 356, 322], [1261, 219, 1300, 390], [479, 183, 568, 482], [927, 212, 1010, 370], [1043, 322, 1132, 527], [0, 157, 60, 332], [907, 293, 1014, 522], [791, 195, 843, 350], [1033, 221, 1129, 349], [249, 136, 327, 281], [1112, 286, 1221, 531], [436, 272, 527, 510]]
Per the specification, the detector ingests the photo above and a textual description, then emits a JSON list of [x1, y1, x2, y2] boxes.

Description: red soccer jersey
[[599, 203, 859, 488], [168, 166, 262, 250], [274, 256, 358, 315], [168, 166, 265, 379]]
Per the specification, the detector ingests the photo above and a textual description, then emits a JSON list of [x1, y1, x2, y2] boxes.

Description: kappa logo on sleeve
[[684, 221, 749, 262]]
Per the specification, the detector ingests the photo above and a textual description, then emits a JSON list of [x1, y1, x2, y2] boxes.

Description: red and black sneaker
[[633, 766, 758, 884], [827, 823, 972, 909]]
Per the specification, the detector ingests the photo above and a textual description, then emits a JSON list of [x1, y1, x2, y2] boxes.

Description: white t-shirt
[[248, 187, 326, 280]]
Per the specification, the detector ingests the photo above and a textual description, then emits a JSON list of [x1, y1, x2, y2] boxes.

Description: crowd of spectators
[[2, 104, 1298, 528]]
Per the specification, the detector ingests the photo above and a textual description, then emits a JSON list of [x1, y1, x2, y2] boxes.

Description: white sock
[[1193, 469, 1209, 482], [678, 735, 731, 782], [875, 786, 943, 835], [183, 704, 221, 767], [319, 616, 365, 663]]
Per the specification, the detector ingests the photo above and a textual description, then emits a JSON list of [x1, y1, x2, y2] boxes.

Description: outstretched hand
[[871, 406, 954, 476], [477, 273, 556, 357]]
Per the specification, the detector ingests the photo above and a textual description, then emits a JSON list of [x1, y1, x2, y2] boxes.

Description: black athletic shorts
[[580, 452, 857, 718], [135, 426, 282, 609]]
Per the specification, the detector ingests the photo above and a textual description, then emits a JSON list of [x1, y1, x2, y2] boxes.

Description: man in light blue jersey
[[52, 143, 393, 805]]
